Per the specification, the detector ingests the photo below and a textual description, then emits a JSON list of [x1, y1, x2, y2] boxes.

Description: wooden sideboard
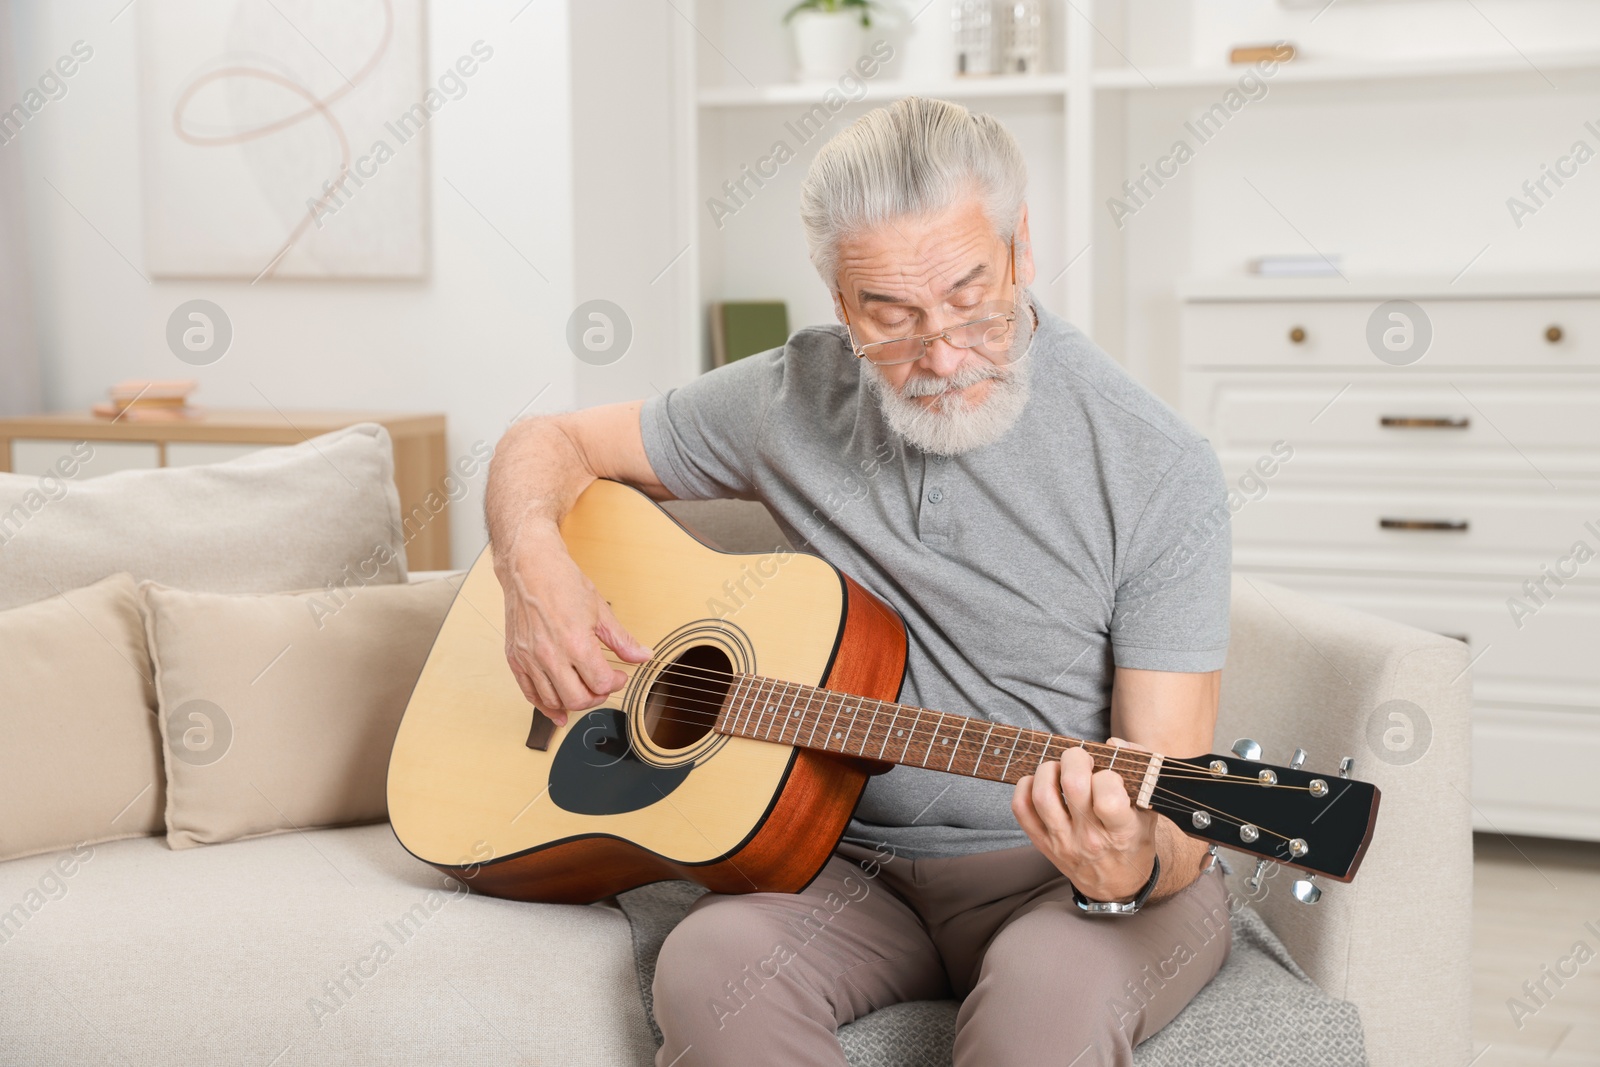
[[0, 409, 450, 571]]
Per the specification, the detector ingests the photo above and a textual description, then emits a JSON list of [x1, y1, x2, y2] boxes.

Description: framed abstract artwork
[[138, 0, 427, 279]]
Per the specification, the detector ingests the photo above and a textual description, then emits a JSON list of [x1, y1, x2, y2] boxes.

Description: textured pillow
[[0, 422, 407, 611], [140, 576, 459, 849], [0, 573, 164, 861]]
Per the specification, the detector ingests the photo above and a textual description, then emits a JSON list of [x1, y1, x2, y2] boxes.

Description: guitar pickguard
[[547, 707, 693, 816]]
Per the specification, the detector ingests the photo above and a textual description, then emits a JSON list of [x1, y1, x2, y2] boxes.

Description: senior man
[[484, 96, 1233, 1066]]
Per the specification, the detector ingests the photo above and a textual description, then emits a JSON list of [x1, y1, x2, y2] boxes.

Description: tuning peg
[[1247, 858, 1273, 891], [1292, 875, 1323, 905], [1232, 738, 1263, 761], [1339, 756, 1354, 779], [1289, 748, 1307, 770]]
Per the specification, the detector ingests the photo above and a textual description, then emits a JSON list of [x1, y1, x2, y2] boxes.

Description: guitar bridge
[[526, 710, 556, 752]]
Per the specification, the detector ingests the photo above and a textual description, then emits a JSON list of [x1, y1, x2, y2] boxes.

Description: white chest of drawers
[[1181, 277, 1600, 842]]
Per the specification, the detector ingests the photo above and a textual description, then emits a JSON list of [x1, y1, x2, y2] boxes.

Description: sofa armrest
[[408, 569, 466, 583], [1217, 575, 1473, 1067]]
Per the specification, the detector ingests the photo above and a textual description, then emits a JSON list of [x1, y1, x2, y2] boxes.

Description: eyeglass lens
[[864, 314, 1015, 365]]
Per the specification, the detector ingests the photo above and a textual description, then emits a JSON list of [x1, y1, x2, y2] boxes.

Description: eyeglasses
[[841, 238, 1020, 367]]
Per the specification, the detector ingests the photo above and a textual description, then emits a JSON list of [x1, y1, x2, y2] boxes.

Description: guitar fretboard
[[714, 673, 1161, 805]]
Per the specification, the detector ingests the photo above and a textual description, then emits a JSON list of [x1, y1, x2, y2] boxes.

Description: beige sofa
[[0, 437, 1472, 1067]]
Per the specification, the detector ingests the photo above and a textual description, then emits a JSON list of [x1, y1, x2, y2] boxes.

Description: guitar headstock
[[1150, 741, 1380, 885]]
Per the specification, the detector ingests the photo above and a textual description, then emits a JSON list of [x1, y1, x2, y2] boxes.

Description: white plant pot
[[790, 9, 865, 83]]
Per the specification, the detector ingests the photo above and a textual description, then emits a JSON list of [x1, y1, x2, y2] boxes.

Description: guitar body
[[387, 479, 907, 905]]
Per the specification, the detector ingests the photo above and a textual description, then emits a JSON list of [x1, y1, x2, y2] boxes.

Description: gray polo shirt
[[639, 292, 1231, 859]]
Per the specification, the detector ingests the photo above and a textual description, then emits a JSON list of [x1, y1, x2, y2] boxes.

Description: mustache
[[897, 357, 1011, 399], [891, 307, 1034, 400]]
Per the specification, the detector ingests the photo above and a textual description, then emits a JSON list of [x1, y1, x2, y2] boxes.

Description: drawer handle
[[1546, 325, 1563, 343], [1380, 518, 1470, 533], [1379, 415, 1470, 430], [1288, 326, 1307, 344]]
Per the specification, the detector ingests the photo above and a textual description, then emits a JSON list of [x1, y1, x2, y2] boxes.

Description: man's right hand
[[482, 402, 669, 727], [496, 520, 654, 727]]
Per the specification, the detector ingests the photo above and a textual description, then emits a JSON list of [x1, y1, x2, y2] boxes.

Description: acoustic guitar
[[388, 479, 1379, 905]]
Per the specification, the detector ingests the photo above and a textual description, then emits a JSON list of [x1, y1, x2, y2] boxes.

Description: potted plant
[[784, 0, 885, 82]]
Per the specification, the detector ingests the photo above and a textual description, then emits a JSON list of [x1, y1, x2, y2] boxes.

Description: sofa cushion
[[0, 572, 164, 861], [0, 826, 656, 1065], [0, 422, 407, 612], [141, 576, 460, 849], [617, 879, 1368, 1067]]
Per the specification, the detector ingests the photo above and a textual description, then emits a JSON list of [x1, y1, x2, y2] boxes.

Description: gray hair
[[798, 96, 1028, 289]]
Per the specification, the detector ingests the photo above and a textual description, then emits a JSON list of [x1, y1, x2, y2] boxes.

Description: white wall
[[0, 0, 41, 417], [570, 0, 699, 403], [7, 0, 579, 567]]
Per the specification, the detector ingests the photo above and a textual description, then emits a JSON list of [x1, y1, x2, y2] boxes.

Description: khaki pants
[[653, 841, 1232, 1067]]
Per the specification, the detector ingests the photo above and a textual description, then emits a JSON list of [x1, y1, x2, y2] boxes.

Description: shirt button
[[928, 488, 943, 503]]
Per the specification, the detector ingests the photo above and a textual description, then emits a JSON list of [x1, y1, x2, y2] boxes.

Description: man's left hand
[[1011, 737, 1158, 902]]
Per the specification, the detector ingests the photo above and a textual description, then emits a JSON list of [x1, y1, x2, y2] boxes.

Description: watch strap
[[1071, 854, 1161, 916]]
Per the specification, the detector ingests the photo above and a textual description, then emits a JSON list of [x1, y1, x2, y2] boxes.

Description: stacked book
[[91, 379, 200, 421], [709, 302, 789, 368], [1248, 254, 1344, 278]]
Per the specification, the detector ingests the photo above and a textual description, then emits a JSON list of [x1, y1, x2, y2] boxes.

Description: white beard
[[860, 308, 1035, 457]]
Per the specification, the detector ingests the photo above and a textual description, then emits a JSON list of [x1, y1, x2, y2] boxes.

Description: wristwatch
[[1070, 854, 1160, 916]]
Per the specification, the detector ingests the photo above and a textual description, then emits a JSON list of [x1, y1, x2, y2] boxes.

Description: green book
[[710, 301, 789, 367]]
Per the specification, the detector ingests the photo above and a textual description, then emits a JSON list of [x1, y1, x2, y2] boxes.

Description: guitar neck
[[714, 672, 1164, 808]]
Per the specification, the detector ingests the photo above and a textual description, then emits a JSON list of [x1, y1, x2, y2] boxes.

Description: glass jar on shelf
[[952, 0, 994, 77], [998, 0, 1043, 76]]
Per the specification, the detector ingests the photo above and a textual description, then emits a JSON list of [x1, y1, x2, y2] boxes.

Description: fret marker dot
[[941, 738, 949, 745], [834, 731, 843, 740], [898, 730, 905, 737]]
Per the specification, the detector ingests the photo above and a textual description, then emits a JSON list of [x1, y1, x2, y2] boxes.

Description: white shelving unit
[[698, 75, 1069, 107], [660, 0, 1600, 389], [1092, 48, 1600, 90]]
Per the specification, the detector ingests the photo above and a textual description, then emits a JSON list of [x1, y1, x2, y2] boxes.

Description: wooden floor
[[1473, 832, 1600, 1065]]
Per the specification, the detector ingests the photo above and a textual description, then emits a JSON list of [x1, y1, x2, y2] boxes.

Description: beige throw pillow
[[0, 423, 407, 612], [140, 577, 459, 849], [0, 573, 165, 861]]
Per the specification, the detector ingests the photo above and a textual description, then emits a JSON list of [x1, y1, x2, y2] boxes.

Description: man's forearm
[[483, 416, 594, 570], [1149, 815, 1214, 903]]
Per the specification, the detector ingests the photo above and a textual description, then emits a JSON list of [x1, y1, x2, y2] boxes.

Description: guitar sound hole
[[644, 645, 732, 751]]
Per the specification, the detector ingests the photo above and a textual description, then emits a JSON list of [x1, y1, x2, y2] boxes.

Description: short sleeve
[[1109, 441, 1232, 672], [638, 347, 784, 501]]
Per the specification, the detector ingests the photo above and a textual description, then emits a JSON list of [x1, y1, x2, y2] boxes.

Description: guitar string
[[1146, 794, 1298, 852], [543, 670, 1298, 852], [602, 665, 1175, 778], [599, 657, 1169, 770], [591, 658, 1310, 789], [574, 692, 1299, 850], [592, 656, 1307, 789], [560, 663, 1307, 850], [1149, 784, 1294, 846], [582, 655, 1318, 796]]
